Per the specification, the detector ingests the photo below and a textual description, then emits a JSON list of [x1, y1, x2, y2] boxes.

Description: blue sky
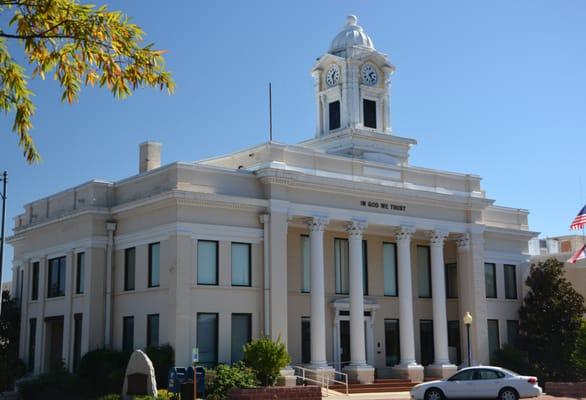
[[1, 1, 586, 282]]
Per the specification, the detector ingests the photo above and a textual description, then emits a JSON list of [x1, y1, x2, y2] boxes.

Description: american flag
[[568, 244, 586, 264], [570, 204, 586, 231]]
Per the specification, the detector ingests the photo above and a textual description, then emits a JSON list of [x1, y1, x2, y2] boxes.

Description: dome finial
[[346, 15, 358, 26]]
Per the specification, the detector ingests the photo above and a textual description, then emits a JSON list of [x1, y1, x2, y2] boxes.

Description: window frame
[[197, 240, 219, 286], [507, 320, 520, 345], [445, 263, 458, 299], [28, 318, 36, 371], [197, 312, 219, 367], [231, 313, 252, 364], [75, 252, 85, 294], [383, 242, 398, 297], [487, 319, 501, 362], [300, 235, 310, 293], [485, 263, 497, 299], [384, 318, 400, 366], [47, 256, 66, 298], [329, 100, 341, 131], [72, 313, 83, 372], [124, 247, 136, 291], [148, 242, 161, 288], [146, 313, 160, 348], [417, 246, 432, 298], [363, 98, 377, 129], [301, 316, 311, 364], [122, 316, 134, 353], [31, 261, 39, 301], [419, 319, 434, 366], [231, 242, 252, 287], [504, 264, 518, 300], [334, 238, 349, 295]]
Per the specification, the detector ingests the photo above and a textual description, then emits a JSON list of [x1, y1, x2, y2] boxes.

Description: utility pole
[[0, 171, 7, 297]]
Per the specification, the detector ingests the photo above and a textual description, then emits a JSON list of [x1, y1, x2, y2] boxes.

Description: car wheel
[[499, 387, 519, 400], [424, 388, 445, 400]]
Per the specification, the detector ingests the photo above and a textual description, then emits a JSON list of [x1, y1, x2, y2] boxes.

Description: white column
[[396, 226, 417, 366], [347, 220, 367, 366], [307, 217, 328, 368], [429, 230, 451, 367]]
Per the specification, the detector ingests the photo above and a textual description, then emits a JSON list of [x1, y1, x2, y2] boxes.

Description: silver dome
[[329, 15, 374, 57]]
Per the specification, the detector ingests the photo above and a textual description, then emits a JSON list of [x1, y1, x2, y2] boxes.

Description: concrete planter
[[229, 385, 321, 399]]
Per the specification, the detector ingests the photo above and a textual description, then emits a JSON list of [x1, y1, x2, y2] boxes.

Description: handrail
[[292, 365, 349, 396]]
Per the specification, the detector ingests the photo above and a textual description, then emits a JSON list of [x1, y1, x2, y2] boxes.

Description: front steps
[[329, 378, 417, 394]]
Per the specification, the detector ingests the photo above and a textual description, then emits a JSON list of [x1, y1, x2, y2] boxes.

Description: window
[[485, 263, 497, 298], [445, 263, 458, 298], [197, 313, 218, 367], [231, 314, 251, 363], [447, 321, 461, 365], [504, 264, 517, 299], [31, 262, 39, 300], [383, 243, 398, 296], [487, 319, 500, 362], [28, 318, 36, 371], [300, 235, 310, 293], [335, 238, 349, 294], [301, 317, 311, 364], [122, 316, 134, 353], [363, 99, 377, 129], [334, 238, 368, 295], [47, 256, 66, 298], [147, 314, 159, 347], [478, 369, 504, 379], [73, 314, 82, 372], [507, 320, 519, 345], [148, 242, 160, 288], [448, 369, 476, 381], [197, 240, 218, 285], [231, 243, 251, 286], [124, 248, 136, 291], [417, 246, 431, 298], [329, 101, 341, 130], [420, 320, 434, 366], [76, 252, 85, 294], [384, 319, 400, 366]]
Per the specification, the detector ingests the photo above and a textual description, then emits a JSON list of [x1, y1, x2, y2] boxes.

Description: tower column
[[343, 220, 374, 384], [426, 230, 457, 379]]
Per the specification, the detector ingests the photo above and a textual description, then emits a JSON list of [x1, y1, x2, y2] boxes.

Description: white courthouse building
[[9, 16, 536, 383]]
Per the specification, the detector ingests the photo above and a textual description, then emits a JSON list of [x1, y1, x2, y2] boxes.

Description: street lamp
[[463, 312, 473, 367]]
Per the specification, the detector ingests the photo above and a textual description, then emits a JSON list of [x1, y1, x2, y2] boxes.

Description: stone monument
[[121, 350, 157, 399]]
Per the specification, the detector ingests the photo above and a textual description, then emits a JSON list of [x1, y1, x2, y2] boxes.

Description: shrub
[[492, 344, 535, 376], [206, 363, 257, 400], [18, 366, 87, 400], [242, 337, 291, 386], [144, 344, 175, 389], [572, 320, 586, 379], [77, 349, 130, 395]]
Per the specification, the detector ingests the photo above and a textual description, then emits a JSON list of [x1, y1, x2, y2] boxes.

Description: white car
[[410, 366, 542, 400]]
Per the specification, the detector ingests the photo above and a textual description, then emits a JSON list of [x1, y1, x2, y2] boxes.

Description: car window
[[448, 370, 476, 381], [478, 369, 502, 380]]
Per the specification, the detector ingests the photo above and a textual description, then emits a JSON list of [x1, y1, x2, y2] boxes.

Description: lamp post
[[463, 312, 473, 367]]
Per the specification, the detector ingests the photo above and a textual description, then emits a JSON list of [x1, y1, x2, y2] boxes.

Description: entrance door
[[340, 320, 351, 364], [44, 316, 64, 371]]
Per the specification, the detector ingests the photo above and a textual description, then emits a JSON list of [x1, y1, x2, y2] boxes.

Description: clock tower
[[304, 15, 415, 166]]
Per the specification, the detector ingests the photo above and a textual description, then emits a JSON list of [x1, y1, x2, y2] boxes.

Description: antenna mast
[[269, 82, 273, 142]]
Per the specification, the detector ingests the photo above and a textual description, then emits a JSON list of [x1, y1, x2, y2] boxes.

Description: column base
[[392, 363, 424, 383], [278, 366, 297, 387], [343, 364, 375, 384], [306, 365, 336, 384], [425, 363, 458, 379]]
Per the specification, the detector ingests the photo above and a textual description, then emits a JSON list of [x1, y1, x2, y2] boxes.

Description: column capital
[[395, 226, 415, 242], [306, 216, 329, 232], [346, 220, 367, 238], [259, 213, 270, 224], [428, 230, 448, 246], [106, 221, 117, 232], [456, 233, 470, 251]]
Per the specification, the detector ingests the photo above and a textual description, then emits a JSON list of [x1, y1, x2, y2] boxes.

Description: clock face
[[361, 64, 378, 86], [325, 65, 340, 87]]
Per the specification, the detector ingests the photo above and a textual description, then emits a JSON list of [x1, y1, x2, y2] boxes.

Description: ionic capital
[[346, 220, 367, 238], [428, 230, 448, 246], [306, 216, 329, 233], [259, 214, 270, 224], [456, 233, 471, 251], [395, 226, 415, 242]]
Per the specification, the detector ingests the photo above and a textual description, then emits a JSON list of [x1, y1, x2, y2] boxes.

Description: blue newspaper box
[[186, 366, 205, 397], [167, 366, 187, 395]]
